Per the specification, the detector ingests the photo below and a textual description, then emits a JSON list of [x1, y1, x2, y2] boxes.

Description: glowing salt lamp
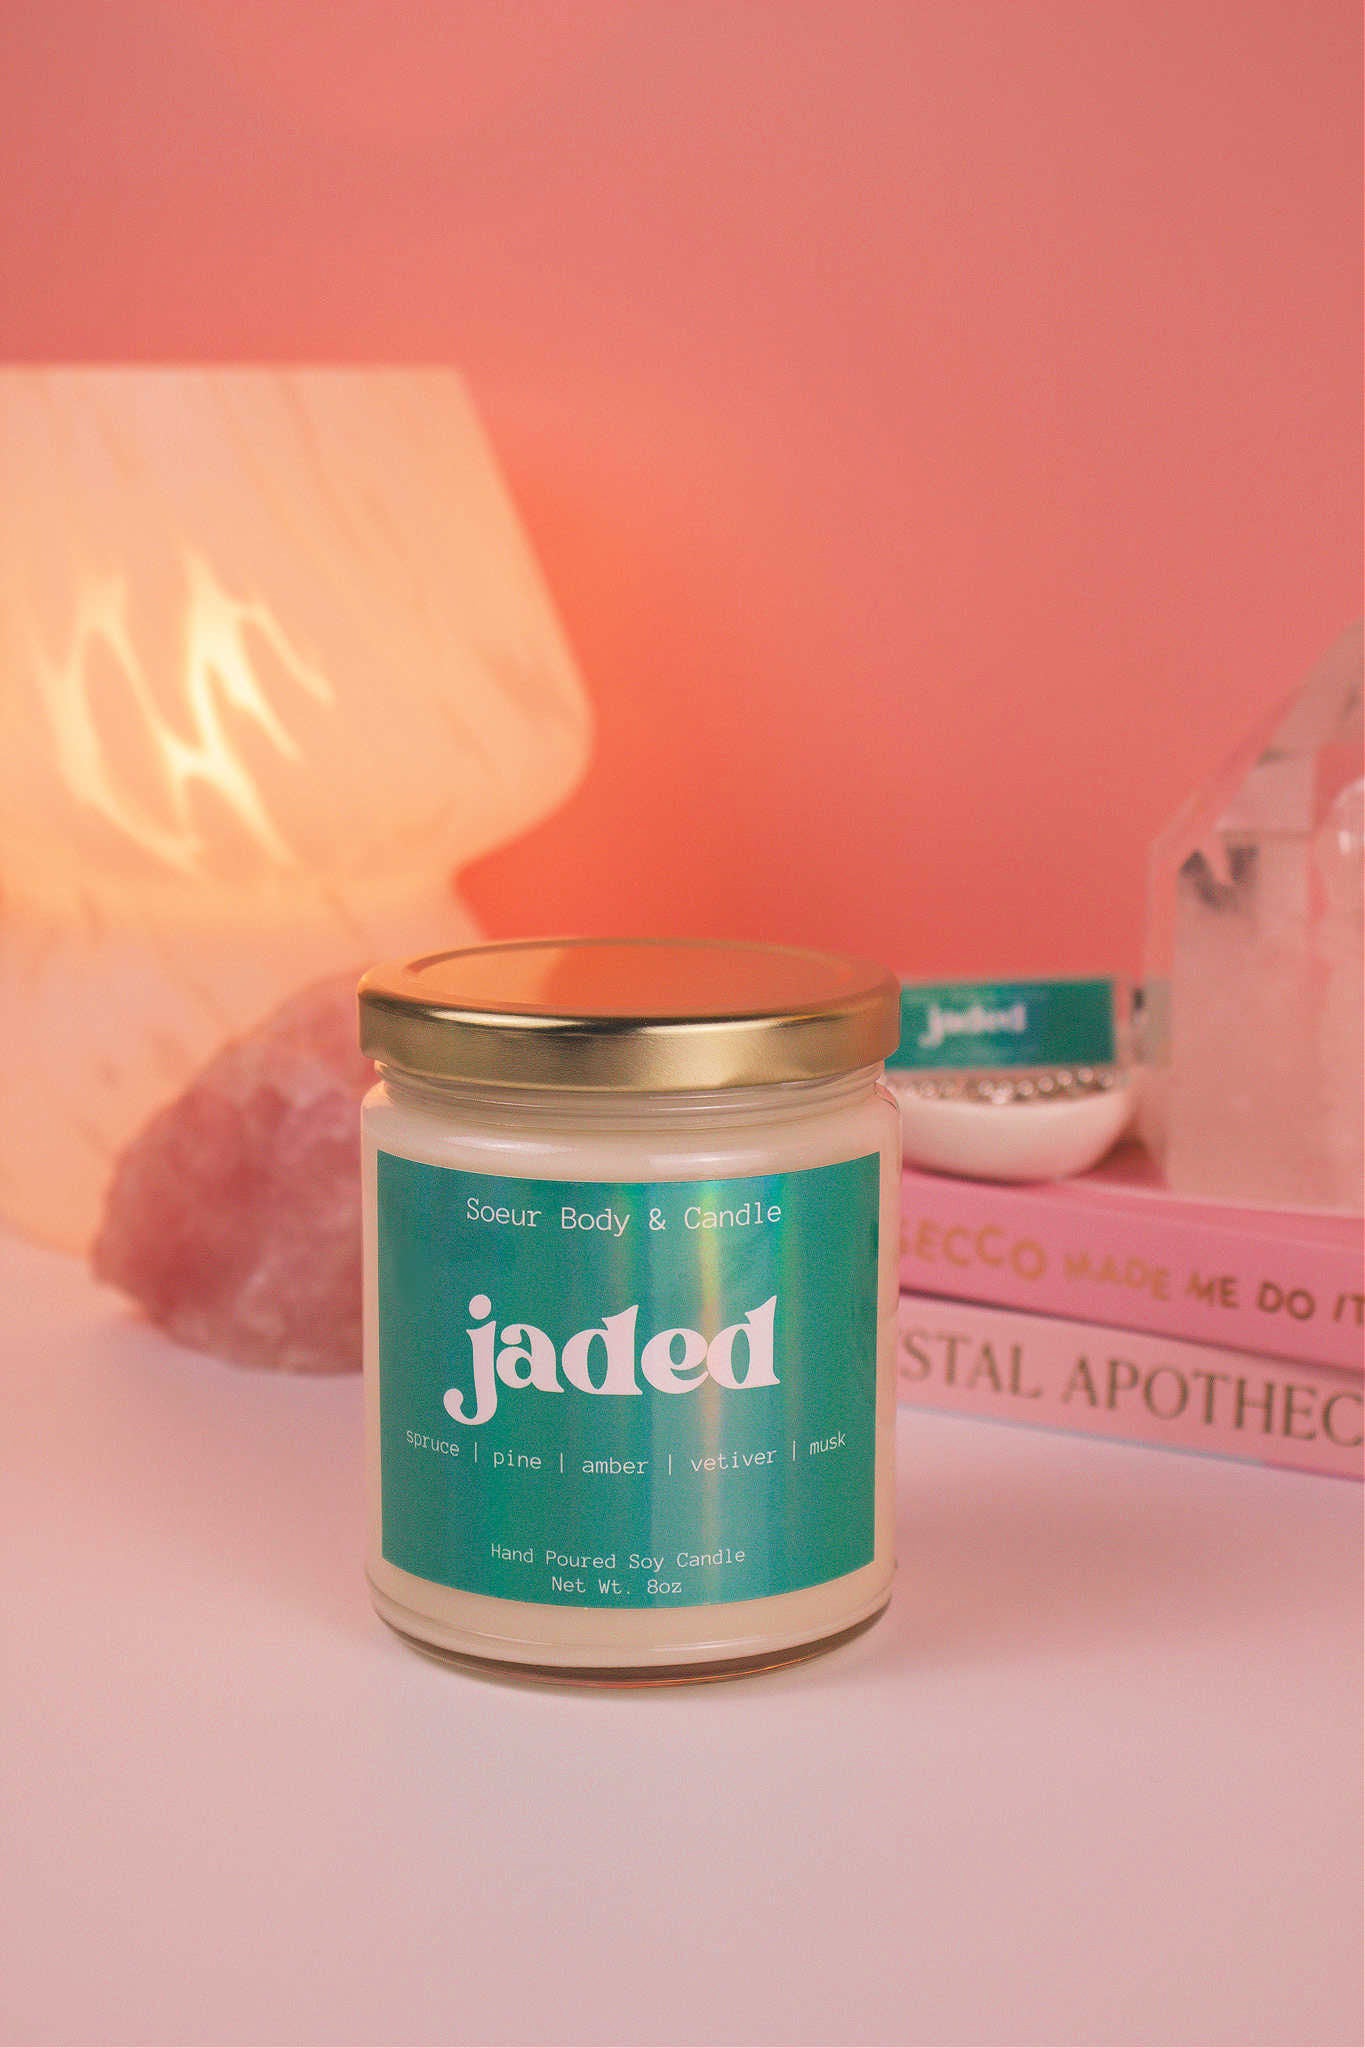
[[0, 368, 591, 1249]]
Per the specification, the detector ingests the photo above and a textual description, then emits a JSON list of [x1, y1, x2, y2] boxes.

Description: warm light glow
[[0, 365, 592, 1251], [36, 549, 334, 877]]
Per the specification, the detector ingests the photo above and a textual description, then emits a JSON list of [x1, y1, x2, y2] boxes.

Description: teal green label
[[888, 977, 1116, 1071], [377, 1153, 880, 1609]]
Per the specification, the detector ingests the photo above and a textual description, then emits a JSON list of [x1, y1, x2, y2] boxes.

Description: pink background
[[0, 0, 1359, 977]]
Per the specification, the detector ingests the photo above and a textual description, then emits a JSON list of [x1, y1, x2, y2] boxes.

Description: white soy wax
[[359, 939, 902, 1684]]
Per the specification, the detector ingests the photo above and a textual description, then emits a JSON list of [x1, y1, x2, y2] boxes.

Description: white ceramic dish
[[891, 1070, 1137, 1182]]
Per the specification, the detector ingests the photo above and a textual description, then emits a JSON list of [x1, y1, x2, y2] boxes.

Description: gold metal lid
[[358, 938, 900, 1092]]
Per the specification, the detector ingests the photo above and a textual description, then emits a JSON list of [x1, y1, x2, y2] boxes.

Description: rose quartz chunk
[[92, 976, 372, 1372]]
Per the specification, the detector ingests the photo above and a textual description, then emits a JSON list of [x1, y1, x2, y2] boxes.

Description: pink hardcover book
[[899, 1144, 1364, 1372], [897, 1294, 1363, 1479]]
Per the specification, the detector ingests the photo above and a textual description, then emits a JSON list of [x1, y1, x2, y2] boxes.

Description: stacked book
[[896, 1145, 1364, 1480]]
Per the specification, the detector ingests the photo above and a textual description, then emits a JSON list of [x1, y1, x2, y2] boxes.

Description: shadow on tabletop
[[87, 1302, 373, 1646]]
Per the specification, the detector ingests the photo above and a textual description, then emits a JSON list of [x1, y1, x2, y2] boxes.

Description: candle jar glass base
[[369, 1577, 892, 1687]]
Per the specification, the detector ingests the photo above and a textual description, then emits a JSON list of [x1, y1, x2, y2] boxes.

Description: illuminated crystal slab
[[1143, 623, 1363, 1212], [0, 369, 591, 1248]]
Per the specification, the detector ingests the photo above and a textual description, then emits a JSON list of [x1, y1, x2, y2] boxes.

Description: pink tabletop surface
[[2, 1228, 1361, 2048]]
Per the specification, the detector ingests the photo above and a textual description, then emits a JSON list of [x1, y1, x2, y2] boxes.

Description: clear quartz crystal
[[1143, 623, 1364, 1212]]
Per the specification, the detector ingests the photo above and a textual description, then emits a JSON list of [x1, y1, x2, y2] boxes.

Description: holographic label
[[376, 1152, 880, 1608]]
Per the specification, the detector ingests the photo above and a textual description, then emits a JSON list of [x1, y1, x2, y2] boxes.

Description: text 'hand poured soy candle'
[[358, 938, 903, 1683]]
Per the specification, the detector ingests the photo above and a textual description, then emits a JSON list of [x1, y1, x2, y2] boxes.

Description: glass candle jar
[[358, 938, 902, 1684]]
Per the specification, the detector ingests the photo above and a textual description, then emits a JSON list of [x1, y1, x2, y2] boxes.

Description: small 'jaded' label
[[889, 977, 1116, 1071], [376, 1153, 880, 1609]]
